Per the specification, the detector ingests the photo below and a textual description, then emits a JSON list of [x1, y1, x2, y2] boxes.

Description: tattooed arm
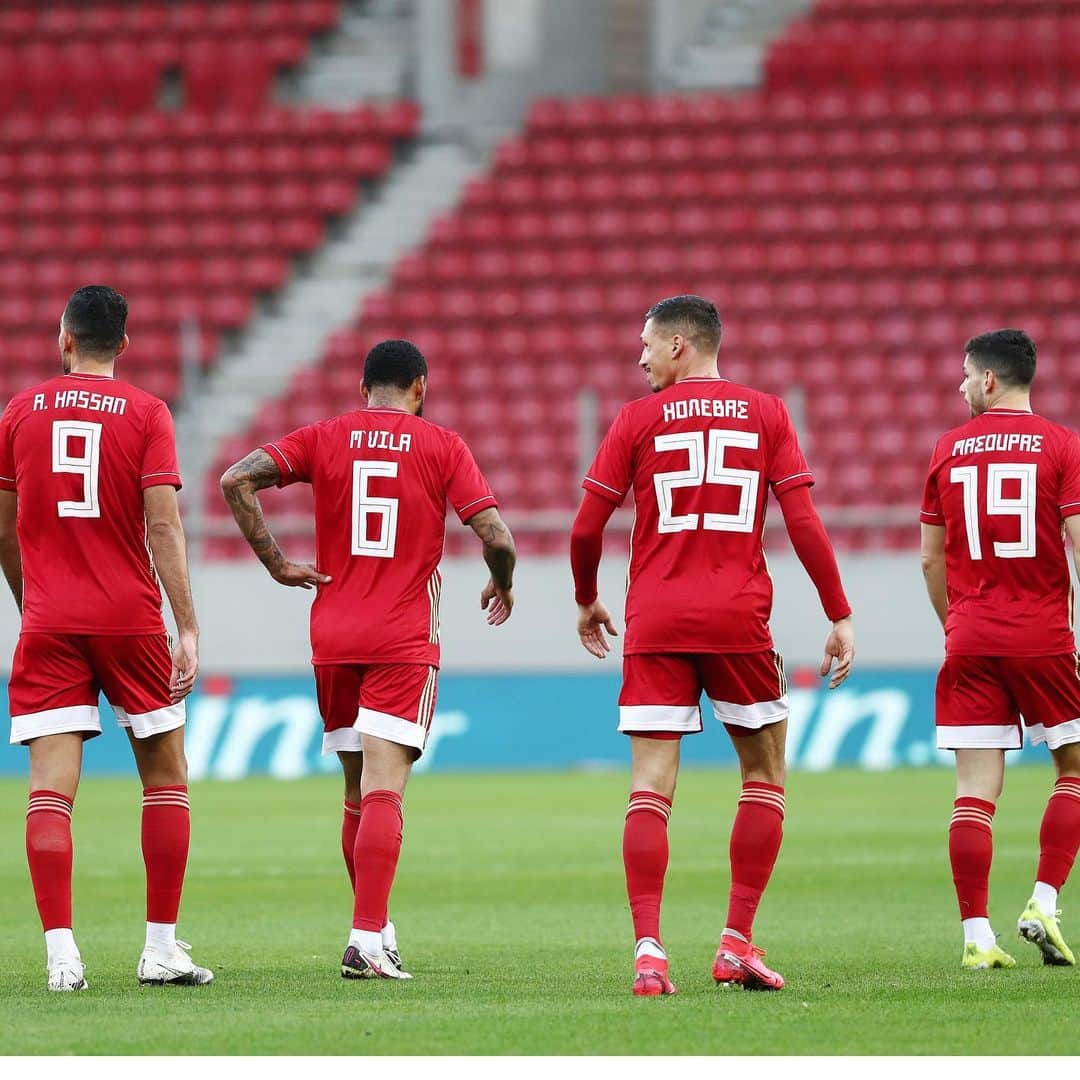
[[467, 506, 516, 626], [220, 449, 331, 590]]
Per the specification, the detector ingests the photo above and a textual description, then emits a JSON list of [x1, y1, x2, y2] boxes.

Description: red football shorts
[[8, 632, 183, 746], [936, 653, 1080, 751], [314, 662, 438, 756], [618, 651, 789, 737]]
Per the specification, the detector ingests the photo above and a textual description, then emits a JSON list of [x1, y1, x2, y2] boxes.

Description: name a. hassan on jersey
[[33, 390, 128, 416]]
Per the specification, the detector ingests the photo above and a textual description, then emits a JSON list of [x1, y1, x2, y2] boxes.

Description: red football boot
[[713, 934, 784, 991], [633, 953, 677, 996]]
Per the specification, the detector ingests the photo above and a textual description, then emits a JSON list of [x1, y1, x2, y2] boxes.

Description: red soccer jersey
[[0, 372, 182, 635], [583, 377, 814, 654], [921, 408, 1080, 657], [261, 406, 496, 667]]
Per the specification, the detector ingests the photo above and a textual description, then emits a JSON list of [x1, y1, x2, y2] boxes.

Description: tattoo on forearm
[[471, 511, 516, 590], [221, 450, 287, 574]]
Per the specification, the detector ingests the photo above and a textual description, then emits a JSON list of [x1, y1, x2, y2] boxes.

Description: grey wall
[[651, 0, 714, 83], [416, 0, 610, 137], [0, 553, 949, 677]]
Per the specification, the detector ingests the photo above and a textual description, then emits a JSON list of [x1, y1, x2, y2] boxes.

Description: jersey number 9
[[52, 420, 102, 519]]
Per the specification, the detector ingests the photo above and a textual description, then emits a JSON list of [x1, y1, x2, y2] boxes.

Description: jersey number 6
[[653, 429, 760, 535], [352, 459, 399, 558]]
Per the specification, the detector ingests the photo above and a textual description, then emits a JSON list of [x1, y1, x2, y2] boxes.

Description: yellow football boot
[[961, 942, 1017, 969], [1017, 901, 1076, 966]]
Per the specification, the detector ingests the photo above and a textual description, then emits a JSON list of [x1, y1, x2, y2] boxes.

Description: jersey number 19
[[950, 462, 1037, 560]]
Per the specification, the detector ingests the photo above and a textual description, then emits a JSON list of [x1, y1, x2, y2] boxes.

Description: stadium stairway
[[297, 0, 414, 106], [658, 0, 813, 90]]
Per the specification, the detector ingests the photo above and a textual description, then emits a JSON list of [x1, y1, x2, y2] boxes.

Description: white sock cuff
[[1033, 881, 1059, 916], [349, 929, 384, 955], [44, 927, 78, 964], [634, 937, 666, 960], [145, 922, 177, 952]]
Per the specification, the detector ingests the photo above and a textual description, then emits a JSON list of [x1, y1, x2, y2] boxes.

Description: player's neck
[[674, 362, 720, 383], [67, 358, 115, 378], [365, 393, 413, 413], [986, 391, 1032, 413]]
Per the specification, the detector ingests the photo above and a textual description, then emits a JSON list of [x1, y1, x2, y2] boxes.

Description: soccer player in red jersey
[[570, 296, 855, 995], [220, 339, 516, 980], [0, 286, 209, 991], [921, 329, 1080, 970]]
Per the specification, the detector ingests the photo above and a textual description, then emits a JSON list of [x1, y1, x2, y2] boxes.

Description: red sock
[[142, 786, 190, 924], [725, 782, 785, 941], [623, 790, 672, 944], [26, 790, 74, 931], [949, 797, 995, 919], [1037, 777, 1080, 889], [342, 800, 363, 890], [352, 790, 403, 932]]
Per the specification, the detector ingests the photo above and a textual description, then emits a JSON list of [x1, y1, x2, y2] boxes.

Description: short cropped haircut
[[363, 339, 428, 391], [62, 285, 128, 356], [964, 329, 1037, 388], [644, 295, 722, 354]]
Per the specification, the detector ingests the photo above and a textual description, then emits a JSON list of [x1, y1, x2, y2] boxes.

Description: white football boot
[[47, 956, 88, 992], [341, 944, 412, 980], [137, 940, 214, 986]]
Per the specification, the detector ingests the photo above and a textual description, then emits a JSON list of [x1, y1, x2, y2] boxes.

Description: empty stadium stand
[[204, 0, 1080, 557], [0, 0, 418, 403]]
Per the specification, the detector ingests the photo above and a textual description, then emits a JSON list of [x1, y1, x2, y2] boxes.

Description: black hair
[[363, 339, 428, 390], [964, 328, 1037, 388], [644, 295, 722, 353], [62, 285, 128, 356]]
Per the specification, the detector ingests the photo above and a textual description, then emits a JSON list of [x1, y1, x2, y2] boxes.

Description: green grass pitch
[[0, 766, 1077, 1055]]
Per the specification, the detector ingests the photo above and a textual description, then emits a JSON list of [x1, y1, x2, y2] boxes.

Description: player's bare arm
[[143, 484, 199, 703], [570, 490, 620, 659], [920, 522, 948, 628], [220, 449, 331, 590], [1065, 516, 1080, 590], [776, 485, 855, 687], [0, 489, 22, 613], [467, 506, 515, 625]]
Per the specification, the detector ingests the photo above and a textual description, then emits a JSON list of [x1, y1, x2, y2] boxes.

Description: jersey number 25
[[653, 429, 760, 534]]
